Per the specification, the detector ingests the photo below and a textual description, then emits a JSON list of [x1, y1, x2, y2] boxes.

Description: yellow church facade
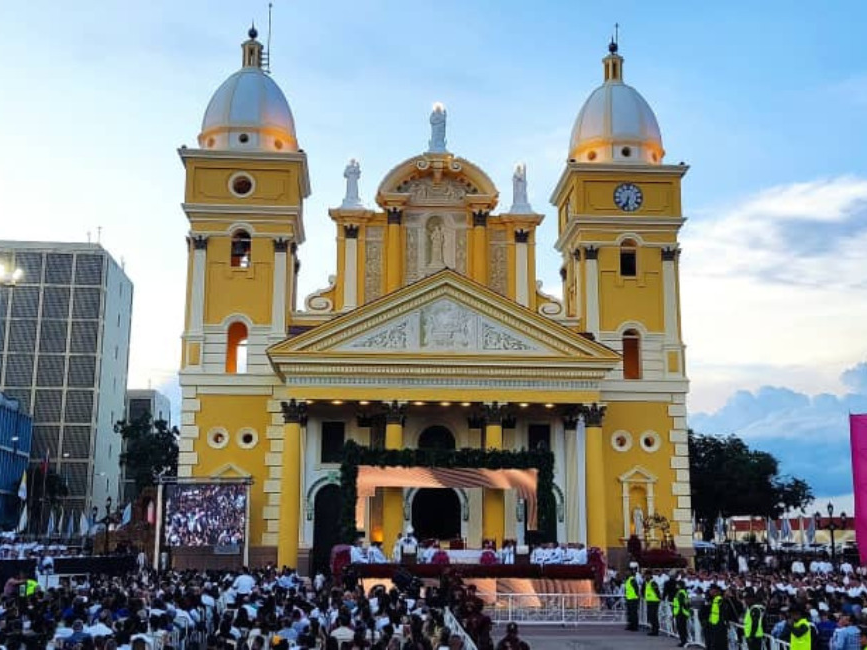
[[177, 30, 692, 571]]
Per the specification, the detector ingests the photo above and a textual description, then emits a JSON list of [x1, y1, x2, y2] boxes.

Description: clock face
[[613, 183, 643, 212]]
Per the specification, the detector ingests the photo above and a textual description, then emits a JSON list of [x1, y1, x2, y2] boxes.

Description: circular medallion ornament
[[613, 183, 643, 212]]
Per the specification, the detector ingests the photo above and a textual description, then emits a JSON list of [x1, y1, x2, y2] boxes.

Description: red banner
[[850, 414, 867, 563]]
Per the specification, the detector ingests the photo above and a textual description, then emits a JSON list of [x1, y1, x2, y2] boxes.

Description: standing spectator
[[624, 565, 640, 632], [644, 570, 661, 636], [672, 579, 691, 648]]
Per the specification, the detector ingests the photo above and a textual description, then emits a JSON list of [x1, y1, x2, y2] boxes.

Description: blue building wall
[[0, 392, 32, 529]]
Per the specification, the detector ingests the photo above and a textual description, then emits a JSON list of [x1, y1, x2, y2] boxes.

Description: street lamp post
[[815, 502, 848, 567]]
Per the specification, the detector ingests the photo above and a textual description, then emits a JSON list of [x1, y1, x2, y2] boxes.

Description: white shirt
[[368, 546, 388, 563], [350, 545, 368, 564], [576, 547, 588, 565], [232, 573, 256, 595]]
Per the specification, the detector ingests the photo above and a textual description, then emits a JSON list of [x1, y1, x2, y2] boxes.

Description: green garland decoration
[[338, 440, 556, 544]]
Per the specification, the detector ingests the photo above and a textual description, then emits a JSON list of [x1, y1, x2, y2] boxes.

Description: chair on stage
[[448, 538, 465, 550]]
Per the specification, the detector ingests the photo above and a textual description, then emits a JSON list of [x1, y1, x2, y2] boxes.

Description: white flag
[[47, 509, 56, 536], [16, 506, 27, 533], [119, 503, 132, 528], [17, 470, 27, 501], [79, 511, 89, 537]]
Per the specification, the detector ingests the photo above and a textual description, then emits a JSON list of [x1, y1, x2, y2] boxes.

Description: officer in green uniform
[[624, 563, 640, 632], [789, 605, 813, 650], [742, 589, 766, 650], [672, 579, 691, 648], [644, 570, 661, 636]]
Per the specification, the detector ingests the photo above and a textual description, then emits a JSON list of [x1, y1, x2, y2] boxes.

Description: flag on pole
[[781, 517, 792, 542], [79, 511, 89, 537], [66, 510, 76, 538], [40, 449, 50, 474], [17, 470, 27, 501], [807, 515, 816, 545], [119, 503, 132, 528], [767, 517, 778, 548], [56, 507, 65, 538], [850, 413, 867, 563], [16, 506, 27, 533], [46, 509, 55, 536]]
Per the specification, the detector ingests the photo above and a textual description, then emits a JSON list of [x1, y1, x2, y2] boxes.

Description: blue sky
[[1, 1, 866, 501]]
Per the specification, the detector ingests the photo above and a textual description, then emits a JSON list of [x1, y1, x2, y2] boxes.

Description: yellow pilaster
[[471, 210, 488, 284], [584, 404, 607, 550], [278, 399, 305, 568], [386, 208, 402, 292], [383, 403, 405, 550], [482, 403, 505, 546]]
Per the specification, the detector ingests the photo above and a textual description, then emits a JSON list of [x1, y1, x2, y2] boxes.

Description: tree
[[688, 430, 814, 540], [116, 413, 178, 498]]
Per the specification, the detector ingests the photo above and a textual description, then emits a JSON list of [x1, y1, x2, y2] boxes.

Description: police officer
[[789, 604, 813, 650], [623, 564, 640, 632], [672, 579, 691, 648], [742, 589, 766, 650], [644, 570, 661, 636], [702, 583, 726, 650]]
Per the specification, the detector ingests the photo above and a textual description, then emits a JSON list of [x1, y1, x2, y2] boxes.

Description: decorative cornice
[[515, 229, 530, 244], [344, 225, 360, 239], [472, 210, 489, 227], [273, 238, 289, 253], [191, 235, 208, 251], [387, 208, 403, 225], [584, 246, 599, 261], [281, 399, 308, 425], [661, 247, 679, 262], [581, 402, 606, 427], [383, 400, 406, 425]]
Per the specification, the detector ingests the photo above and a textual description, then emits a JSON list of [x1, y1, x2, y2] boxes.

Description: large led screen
[[164, 482, 247, 548]]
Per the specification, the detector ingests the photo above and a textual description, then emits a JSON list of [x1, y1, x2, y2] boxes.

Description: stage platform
[[352, 562, 595, 581]]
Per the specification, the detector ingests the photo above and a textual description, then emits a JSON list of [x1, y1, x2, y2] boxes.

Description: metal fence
[[445, 606, 480, 650], [480, 592, 626, 625]]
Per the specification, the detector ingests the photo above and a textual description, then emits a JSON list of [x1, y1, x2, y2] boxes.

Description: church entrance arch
[[417, 425, 456, 450], [312, 484, 343, 575], [411, 489, 461, 541]]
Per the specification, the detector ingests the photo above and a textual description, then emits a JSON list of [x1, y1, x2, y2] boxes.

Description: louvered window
[[13, 253, 43, 284], [39, 320, 68, 353], [36, 355, 65, 387], [45, 253, 73, 284], [8, 321, 36, 353], [10, 286, 39, 318], [67, 356, 96, 387], [32, 425, 59, 458], [64, 390, 94, 423], [74, 254, 104, 285], [62, 426, 91, 459], [2, 389, 31, 414], [4, 355, 34, 387], [69, 321, 98, 354], [41, 286, 70, 319], [34, 389, 63, 422], [72, 287, 101, 319], [65, 463, 89, 498]]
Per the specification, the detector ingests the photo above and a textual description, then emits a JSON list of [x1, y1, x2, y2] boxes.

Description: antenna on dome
[[263, 2, 273, 73], [609, 22, 620, 53]]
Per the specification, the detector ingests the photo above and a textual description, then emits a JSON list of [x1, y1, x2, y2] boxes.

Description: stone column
[[584, 246, 600, 337], [563, 413, 580, 543], [514, 230, 530, 307], [471, 210, 489, 284], [382, 402, 405, 551], [272, 239, 288, 337], [278, 399, 306, 568], [572, 248, 583, 320], [189, 236, 208, 335], [386, 209, 402, 293], [343, 226, 359, 310], [482, 403, 506, 546], [583, 403, 607, 550]]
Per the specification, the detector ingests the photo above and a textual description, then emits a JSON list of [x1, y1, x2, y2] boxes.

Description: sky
[[0, 1, 865, 502]]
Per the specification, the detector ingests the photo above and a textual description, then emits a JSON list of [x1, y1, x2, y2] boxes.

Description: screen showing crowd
[[164, 483, 247, 548]]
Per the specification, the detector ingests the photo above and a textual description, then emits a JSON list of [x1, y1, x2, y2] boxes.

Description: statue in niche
[[429, 224, 445, 267], [341, 158, 363, 209], [428, 103, 447, 153], [633, 506, 645, 538]]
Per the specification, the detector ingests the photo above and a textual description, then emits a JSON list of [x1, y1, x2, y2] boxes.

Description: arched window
[[226, 322, 249, 374], [620, 239, 637, 277], [622, 329, 641, 380], [417, 426, 456, 450], [231, 230, 252, 268]]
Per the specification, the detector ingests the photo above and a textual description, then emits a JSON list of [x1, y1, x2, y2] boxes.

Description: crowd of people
[[164, 485, 247, 548], [0, 561, 532, 650], [613, 553, 867, 649]]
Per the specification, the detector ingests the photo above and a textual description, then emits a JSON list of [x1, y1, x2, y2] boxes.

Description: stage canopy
[[357, 466, 538, 529]]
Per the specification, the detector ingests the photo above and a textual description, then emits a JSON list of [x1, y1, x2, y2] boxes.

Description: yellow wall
[[597, 246, 664, 333], [602, 401, 678, 544], [192, 394, 273, 546], [204, 237, 274, 325], [185, 160, 303, 207]]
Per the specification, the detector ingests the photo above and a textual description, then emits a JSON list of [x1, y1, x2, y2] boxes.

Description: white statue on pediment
[[428, 103, 448, 153], [341, 158, 363, 209], [508, 162, 534, 213]]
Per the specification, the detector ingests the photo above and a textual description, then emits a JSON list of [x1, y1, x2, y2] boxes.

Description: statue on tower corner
[[508, 163, 534, 213], [341, 158, 363, 209], [428, 103, 448, 153]]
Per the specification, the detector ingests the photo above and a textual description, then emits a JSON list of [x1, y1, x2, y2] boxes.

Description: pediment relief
[[210, 463, 252, 478], [377, 154, 498, 208], [338, 297, 546, 354]]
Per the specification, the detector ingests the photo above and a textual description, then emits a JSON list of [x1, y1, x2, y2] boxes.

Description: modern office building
[[0, 242, 133, 519], [120, 388, 172, 501], [0, 391, 32, 529]]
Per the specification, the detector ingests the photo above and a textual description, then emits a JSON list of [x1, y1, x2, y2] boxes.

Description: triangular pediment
[[210, 463, 251, 479], [269, 270, 619, 362]]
